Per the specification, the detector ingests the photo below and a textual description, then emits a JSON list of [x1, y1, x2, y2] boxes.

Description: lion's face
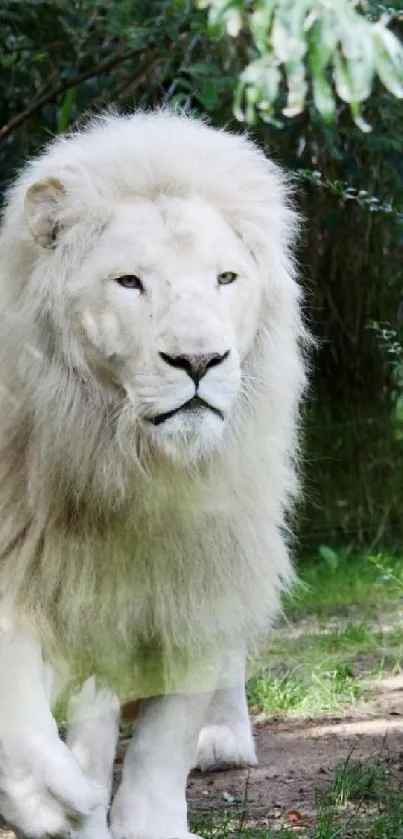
[[68, 195, 263, 462]]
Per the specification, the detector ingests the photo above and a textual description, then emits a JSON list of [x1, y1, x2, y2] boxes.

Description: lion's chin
[[147, 409, 226, 464]]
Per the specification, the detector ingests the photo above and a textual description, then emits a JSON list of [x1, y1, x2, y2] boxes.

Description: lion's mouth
[[149, 396, 224, 426]]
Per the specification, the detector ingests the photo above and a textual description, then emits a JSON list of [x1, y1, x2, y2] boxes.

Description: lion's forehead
[[98, 195, 244, 270]]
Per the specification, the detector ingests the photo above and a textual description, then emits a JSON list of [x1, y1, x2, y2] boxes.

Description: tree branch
[[66, 51, 162, 132], [0, 47, 144, 142]]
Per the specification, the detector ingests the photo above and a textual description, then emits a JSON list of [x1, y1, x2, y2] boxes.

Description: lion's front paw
[[69, 806, 112, 839], [0, 728, 105, 837], [195, 723, 257, 772]]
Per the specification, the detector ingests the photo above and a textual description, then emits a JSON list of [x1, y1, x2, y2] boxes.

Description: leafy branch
[[0, 48, 146, 142], [199, 0, 403, 130], [0, 15, 190, 143], [298, 168, 403, 220]]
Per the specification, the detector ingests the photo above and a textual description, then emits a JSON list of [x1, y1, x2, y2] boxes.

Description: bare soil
[[1, 677, 402, 838], [187, 697, 403, 831]]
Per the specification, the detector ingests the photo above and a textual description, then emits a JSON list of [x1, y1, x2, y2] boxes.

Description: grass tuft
[[248, 661, 359, 717]]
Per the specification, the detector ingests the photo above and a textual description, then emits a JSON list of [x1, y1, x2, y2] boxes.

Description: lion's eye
[[115, 275, 144, 292], [218, 271, 238, 286]]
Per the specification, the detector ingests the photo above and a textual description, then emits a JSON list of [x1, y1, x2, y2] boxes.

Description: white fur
[[195, 658, 257, 772], [110, 691, 212, 839], [67, 679, 120, 839], [0, 629, 105, 837], [0, 109, 307, 837]]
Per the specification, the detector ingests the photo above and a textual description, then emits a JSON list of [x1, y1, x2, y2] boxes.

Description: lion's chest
[[38, 506, 235, 696]]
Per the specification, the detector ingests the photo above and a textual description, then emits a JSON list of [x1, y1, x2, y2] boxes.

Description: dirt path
[[187, 704, 403, 831], [1, 681, 402, 838], [183, 674, 403, 830]]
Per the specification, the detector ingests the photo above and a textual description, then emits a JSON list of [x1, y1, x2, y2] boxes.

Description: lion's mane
[[0, 111, 307, 697]]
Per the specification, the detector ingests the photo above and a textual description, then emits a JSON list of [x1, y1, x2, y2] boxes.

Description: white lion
[[0, 110, 306, 839]]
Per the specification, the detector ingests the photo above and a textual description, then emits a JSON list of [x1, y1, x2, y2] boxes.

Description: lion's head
[[0, 110, 305, 490], [26, 187, 260, 462]]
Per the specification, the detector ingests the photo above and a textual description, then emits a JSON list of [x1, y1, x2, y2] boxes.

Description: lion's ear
[[24, 177, 65, 248]]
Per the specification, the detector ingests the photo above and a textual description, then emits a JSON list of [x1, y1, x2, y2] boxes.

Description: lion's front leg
[[110, 691, 212, 839], [0, 621, 104, 838], [67, 677, 120, 839]]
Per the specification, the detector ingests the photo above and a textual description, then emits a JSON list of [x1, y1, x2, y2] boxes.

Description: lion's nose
[[159, 350, 230, 385]]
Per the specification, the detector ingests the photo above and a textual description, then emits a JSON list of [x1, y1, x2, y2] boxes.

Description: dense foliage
[[201, 0, 403, 130], [1, 0, 403, 548]]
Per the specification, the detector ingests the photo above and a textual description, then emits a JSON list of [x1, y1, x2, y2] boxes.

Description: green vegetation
[[201, 0, 403, 129], [192, 755, 403, 837], [248, 550, 403, 718], [193, 551, 403, 837], [194, 821, 295, 838], [314, 758, 403, 839], [2, 1, 403, 546], [248, 660, 361, 717], [286, 550, 403, 616]]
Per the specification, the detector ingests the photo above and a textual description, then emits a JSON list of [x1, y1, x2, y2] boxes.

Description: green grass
[[247, 621, 403, 718], [191, 551, 403, 838], [193, 806, 296, 838], [246, 551, 403, 719], [314, 757, 403, 839], [192, 756, 403, 838], [284, 550, 403, 618], [194, 824, 295, 838], [247, 660, 360, 717]]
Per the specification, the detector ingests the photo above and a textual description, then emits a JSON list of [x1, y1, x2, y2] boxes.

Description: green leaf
[[283, 59, 307, 117], [183, 62, 220, 76], [225, 9, 242, 37], [233, 75, 247, 122], [250, 3, 276, 54], [261, 62, 280, 106], [33, 52, 48, 63], [319, 545, 340, 570], [57, 87, 76, 133], [333, 50, 354, 103], [127, 27, 153, 49], [373, 23, 403, 98], [271, 16, 306, 64], [333, 31, 374, 105], [309, 16, 338, 122], [349, 98, 372, 133], [309, 18, 338, 76], [312, 74, 336, 122], [395, 393, 403, 423], [338, 17, 375, 103], [245, 84, 259, 124]]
